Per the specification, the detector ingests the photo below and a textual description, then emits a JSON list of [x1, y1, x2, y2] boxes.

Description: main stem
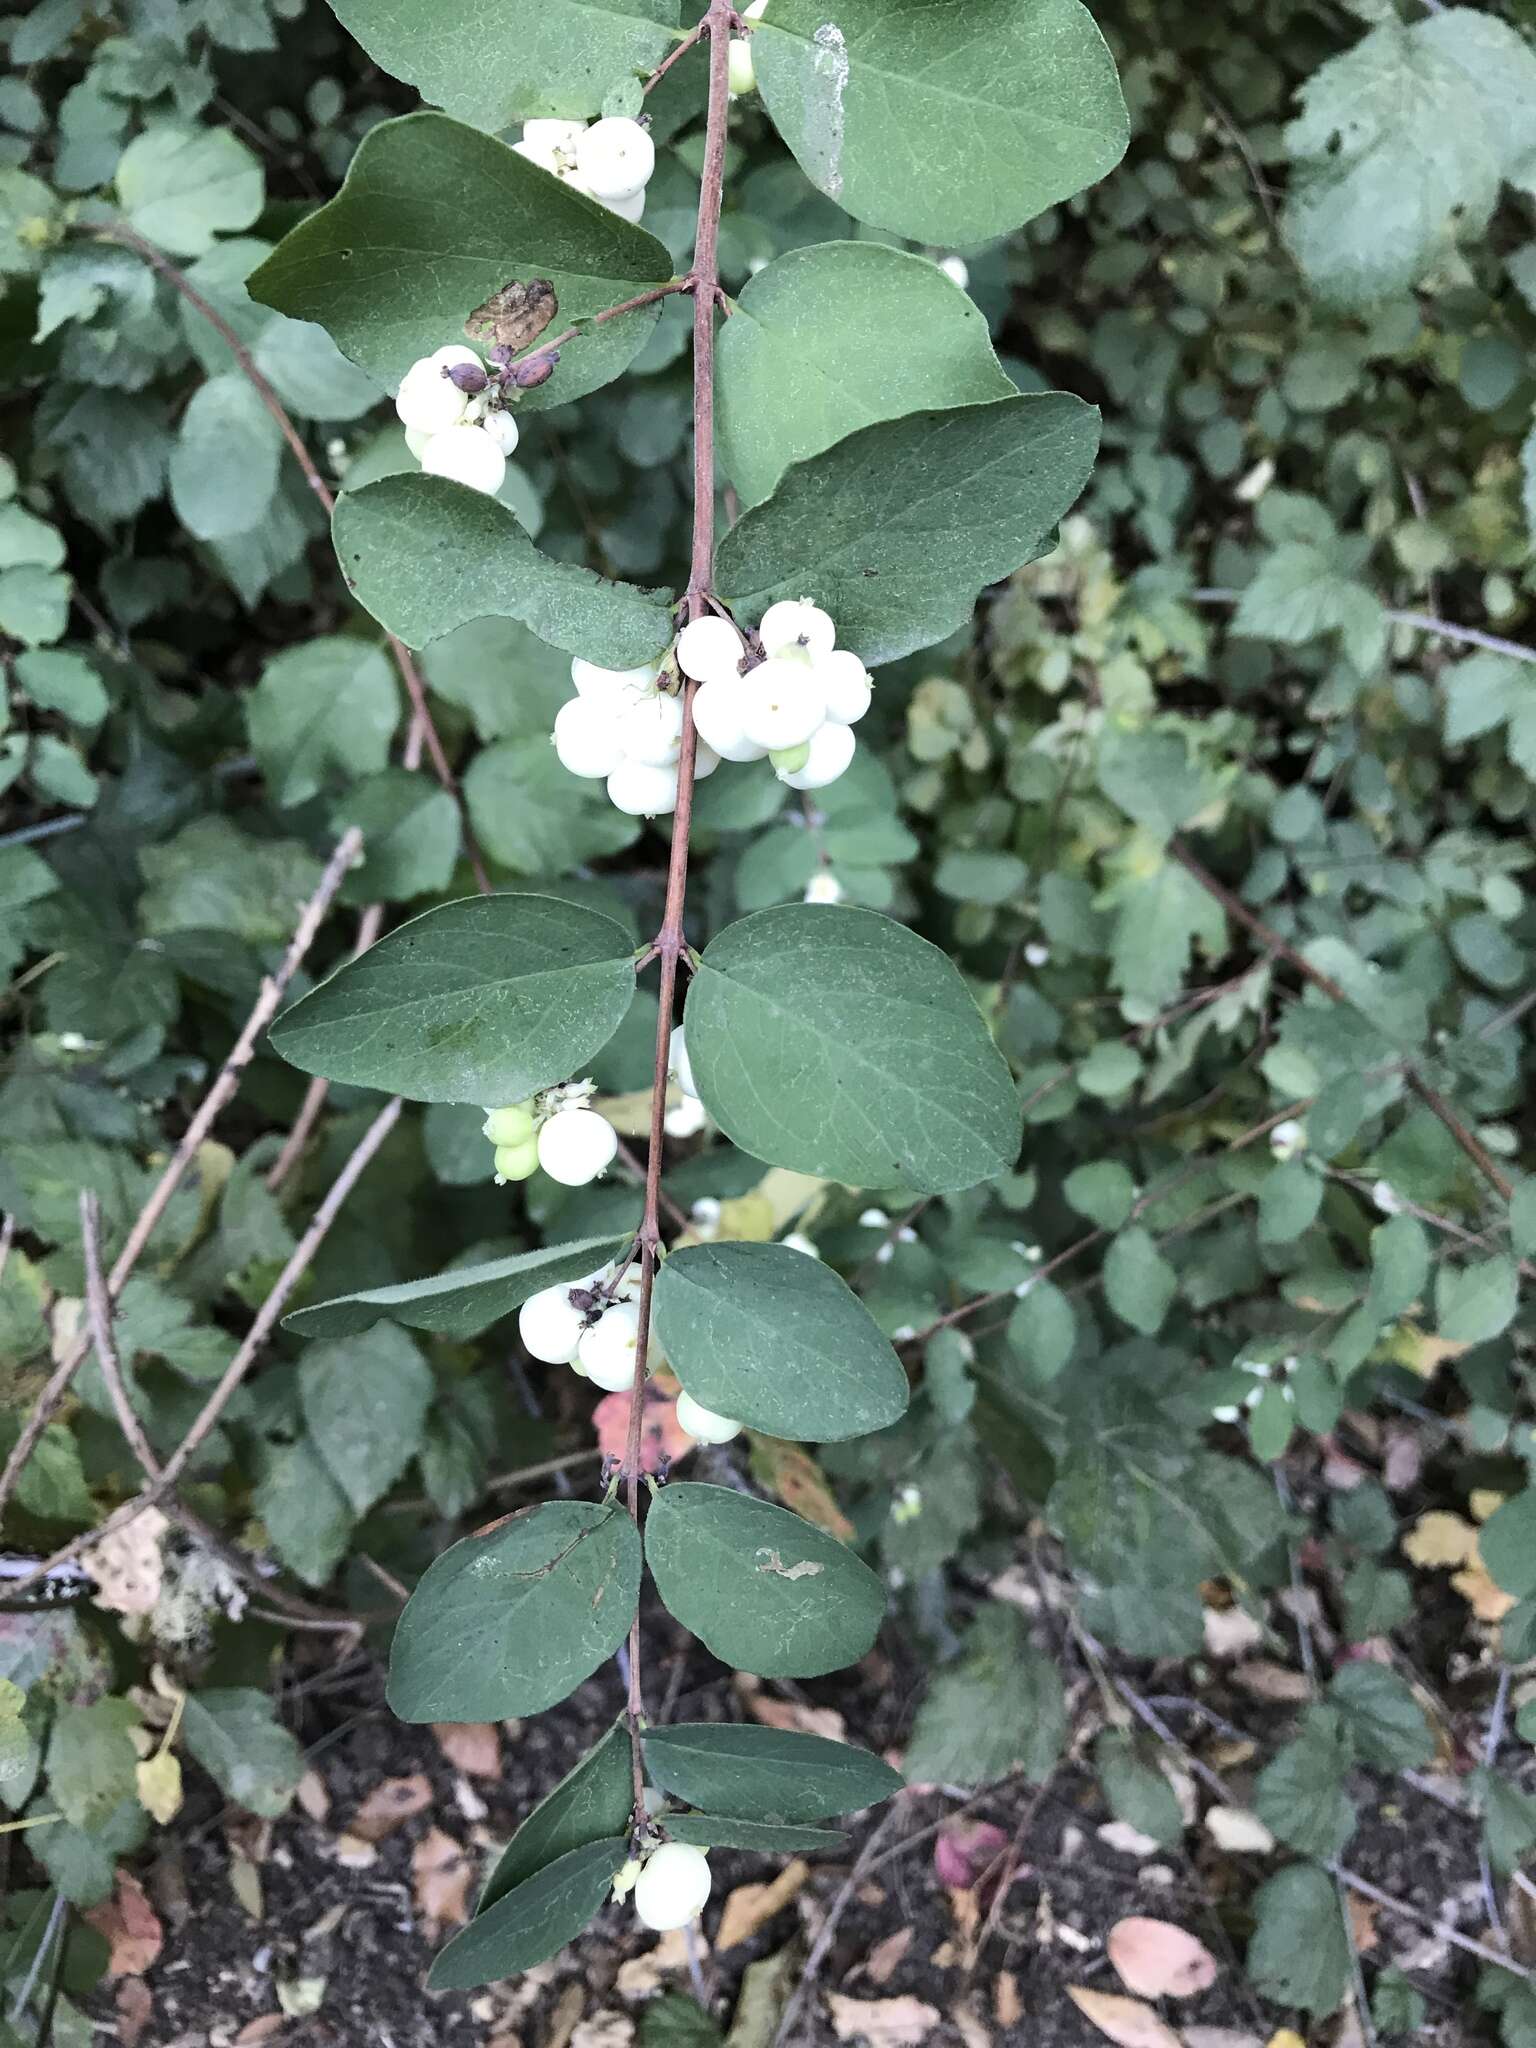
[[619, 0, 736, 1828]]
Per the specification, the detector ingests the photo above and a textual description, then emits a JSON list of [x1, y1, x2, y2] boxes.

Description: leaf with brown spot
[[750, 1438, 856, 1541], [87, 1872, 163, 1977], [1107, 1917, 1219, 1999], [349, 1772, 433, 1841], [432, 1721, 502, 1779], [465, 278, 557, 352], [826, 1993, 941, 2045], [412, 1826, 473, 1933], [1065, 1987, 1183, 2048], [755, 1549, 822, 1581]]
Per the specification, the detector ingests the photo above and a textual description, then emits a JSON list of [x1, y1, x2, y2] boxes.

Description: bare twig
[[645, 18, 709, 92], [81, 1190, 160, 1485], [773, 1799, 909, 2046], [1192, 588, 1536, 667]]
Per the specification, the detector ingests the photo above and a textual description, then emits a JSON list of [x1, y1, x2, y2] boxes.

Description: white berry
[[616, 690, 684, 767], [778, 719, 855, 790], [395, 356, 471, 435], [676, 616, 745, 685], [804, 873, 844, 905], [537, 1106, 619, 1186], [576, 117, 656, 202], [816, 649, 872, 724], [938, 255, 970, 290], [481, 410, 521, 456], [419, 424, 506, 496], [634, 1842, 712, 1931], [692, 678, 766, 762], [523, 118, 586, 155], [554, 697, 626, 780], [571, 657, 660, 701], [740, 656, 828, 750], [607, 759, 680, 816], [759, 599, 835, 660], [676, 1391, 742, 1444], [668, 1024, 697, 1098], [577, 1299, 641, 1391], [603, 188, 647, 224], [693, 740, 721, 779], [403, 424, 433, 459], [518, 1284, 586, 1365]]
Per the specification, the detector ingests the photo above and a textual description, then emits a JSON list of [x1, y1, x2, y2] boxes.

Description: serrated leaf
[[286, 1236, 625, 1341], [388, 1501, 641, 1721], [181, 1689, 302, 1818], [683, 905, 1019, 1195], [480, 1722, 632, 1911], [1326, 1663, 1434, 1769], [1246, 1864, 1350, 2015], [1253, 1708, 1356, 1860], [428, 1837, 625, 1991], [269, 893, 637, 1104], [754, 0, 1127, 244], [653, 1241, 908, 1442], [717, 242, 1015, 508], [643, 1482, 885, 1679], [247, 636, 399, 807], [642, 1723, 902, 1823], [298, 1325, 433, 1515], [717, 395, 1099, 667], [1094, 1730, 1184, 1849], [250, 111, 672, 396], [903, 1601, 1065, 1788]]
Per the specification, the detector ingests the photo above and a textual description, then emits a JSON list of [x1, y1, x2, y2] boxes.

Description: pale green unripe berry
[[483, 1103, 536, 1147], [634, 1842, 712, 1931], [769, 740, 811, 776], [675, 1391, 742, 1444], [728, 37, 756, 95], [494, 1137, 539, 1183]]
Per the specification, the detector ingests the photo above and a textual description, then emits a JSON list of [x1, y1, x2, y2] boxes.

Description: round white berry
[[692, 678, 767, 762], [571, 657, 660, 701], [616, 690, 684, 767], [938, 254, 970, 290], [676, 616, 745, 685], [693, 740, 721, 779], [483, 1103, 535, 1147], [419, 424, 507, 496], [481, 409, 521, 457], [395, 358, 470, 435], [523, 118, 586, 155], [816, 649, 872, 724], [554, 697, 626, 780], [675, 1391, 742, 1444], [758, 598, 835, 660], [607, 758, 680, 816], [577, 1299, 641, 1391], [403, 424, 433, 459], [777, 720, 855, 790], [668, 1024, 697, 1098], [803, 872, 844, 905], [728, 37, 756, 95], [576, 117, 656, 202], [537, 1106, 619, 1187], [634, 1843, 712, 1931], [740, 656, 828, 751], [603, 188, 647, 224], [518, 1283, 586, 1364], [513, 137, 560, 173]]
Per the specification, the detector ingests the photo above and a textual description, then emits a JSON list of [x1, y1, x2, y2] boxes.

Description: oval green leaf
[[269, 894, 637, 1104], [285, 1236, 625, 1341], [481, 1722, 632, 1912], [249, 112, 674, 398], [663, 1813, 846, 1853], [653, 1241, 908, 1441], [388, 1501, 641, 1721], [754, 0, 1127, 245], [643, 1723, 903, 1822], [643, 1483, 886, 1679], [428, 1837, 626, 1991], [683, 905, 1019, 1194], [717, 395, 1099, 667], [716, 242, 1015, 508]]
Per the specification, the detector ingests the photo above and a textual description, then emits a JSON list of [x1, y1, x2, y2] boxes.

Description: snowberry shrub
[[255, 0, 1127, 1983]]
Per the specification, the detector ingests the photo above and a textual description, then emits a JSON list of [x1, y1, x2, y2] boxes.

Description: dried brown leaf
[[349, 1773, 433, 1841], [114, 1977, 154, 2048], [716, 1859, 811, 1951], [412, 1826, 473, 1932], [855, 1927, 913, 1987], [433, 1722, 503, 1779], [1065, 1987, 1183, 2048], [825, 1993, 941, 2046], [86, 1871, 164, 1977]]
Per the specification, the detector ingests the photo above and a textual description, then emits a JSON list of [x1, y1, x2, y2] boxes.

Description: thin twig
[[1192, 588, 1536, 667], [773, 1799, 909, 2047], [644, 18, 709, 92], [81, 1190, 160, 1484], [265, 901, 386, 1192], [1479, 1664, 1513, 1949]]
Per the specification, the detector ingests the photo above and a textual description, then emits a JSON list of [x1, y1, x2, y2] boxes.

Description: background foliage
[[2, 0, 1535, 2037]]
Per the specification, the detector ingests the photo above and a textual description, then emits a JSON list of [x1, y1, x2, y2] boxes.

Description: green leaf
[[334, 473, 673, 667], [334, 769, 460, 904], [1, 166, 59, 277], [115, 123, 264, 256], [663, 1813, 845, 1852], [653, 1241, 908, 1442], [1094, 1729, 1184, 1849], [181, 1689, 303, 1818], [1480, 1767, 1536, 1880], [299, 1325, 433, 1515], [754, 0, 1127, 244], [641, 1995, 722, 2048], [1284, 11, 1536, 304], [4, 1421, 93, 1523], [1479, 1488, 1536, 1599], [429, 1837, 626, 1991], [388, 1501, 641, 1721], [1062, 1161, 1135, 1231], [255, 1438, 355, 1587], [48, 1699, 140, 1827], [1096, 727, 1211, 843], [717, 243, 1015, 509], [326, 0, 679, 128], [642, 1724, 902, 1823], [717, 395, 1098, 667], [1366, 1213, 1429, 1322], [1254, 1708, 1356, 1860], [286, 1236, 625, 1341], [140, 818, 323, 946], [167, 373, 281, 542], [1004, 1282, 1077, 1383], [464, 735, 642, 876], [1233, 542, 1386, 675], [1327, 1663, 1434, 1769], [1257, 1159, 1324, 1246], [643, 1483, 885, 1679], [269, 894, 637, 1104], [1103, 1225, 1177, 1335], [481, 1722, 632, 1911], [903, 1601, 1065, 1789], [1436, 1256, 1518, 1346], [1247, 1864, 1350, 2015], [249, 112, 673, 397], [684, 905, 1019, 1195], [247, 636, 400, 807]]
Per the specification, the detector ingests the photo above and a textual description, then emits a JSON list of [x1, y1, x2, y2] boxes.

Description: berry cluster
[[395, 344, 524, 497], [514, 115, 656, 224], [555, 601, 871, 818], [482, 1083, 619, 1187]]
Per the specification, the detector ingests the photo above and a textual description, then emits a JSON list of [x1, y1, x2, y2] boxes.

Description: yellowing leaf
[[136, 1750, 183, 1825], [749, 1437, 856, 1542], [1402, 1511, 1478, 1569]]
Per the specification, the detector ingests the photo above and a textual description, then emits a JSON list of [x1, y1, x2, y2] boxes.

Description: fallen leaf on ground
[[413, 1826, 473, 1932], [1066, 1987, 1183, 2048], [276, 1976, 326, 2017], [736, 1675, 847, 1741], [1098, 1821, 1162, 1859], [433, 1722, 502, 1778], [295, 1769, 330, 1821], [750, 1437, 856, 1540], [115, 1977, 154, 2047], [349, 1773, 433, 1841], [948, 2000, 990, 2048], [594, 1382, 689, 1472], [854, 1927, 913, 1987], [616, 1925, 703, 1997], [934, 1820, 1010, 1891], [232, 2020, 287, 2047], [1403, 1511, 1479, 1569], [1232, 1660, 1310, 1703], [1265, 2034, 1306, 2048], [1107, 1917, 1218, 1998], [571, 2013, 634, 2048], [229, 1848, 263, 1920], [1202, 1606, 1264, 1659], [1456, 1559, 1517, 1623], [826, 1993, 941, 2045], [716, 1859, 811, 1950], [545, 1981, 586, 2048], [1183, 2032, 1265, 2048], [86, 1871, 164, 1977], [1345, 1892, 1379, 1954], [1203, 1807, 1275, 1855], [995, 1973, 1021, 2028]]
